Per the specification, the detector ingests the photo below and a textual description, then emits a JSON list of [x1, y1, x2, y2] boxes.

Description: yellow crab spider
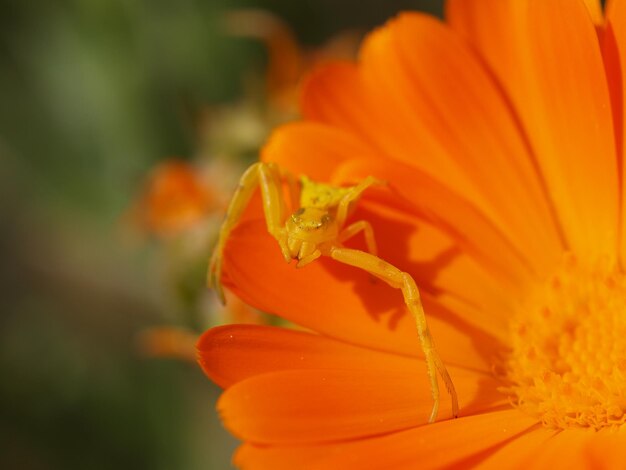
[[208, 161, 459, 423]]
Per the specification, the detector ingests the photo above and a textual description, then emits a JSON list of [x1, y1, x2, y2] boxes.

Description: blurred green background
[[0, 1, 443, 468]]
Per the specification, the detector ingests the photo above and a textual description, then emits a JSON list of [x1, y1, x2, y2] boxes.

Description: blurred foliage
[[0, 0, 443, 469]]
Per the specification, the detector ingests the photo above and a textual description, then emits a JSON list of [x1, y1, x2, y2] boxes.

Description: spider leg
[[296, 248, 321, 268], [208, 162, 290, 304], [277, 165, 300, 213], [335, 176, 385, 228], [258, 163, 291, 259], [338, 220, 377, 256], [327, 246, 459, 423]]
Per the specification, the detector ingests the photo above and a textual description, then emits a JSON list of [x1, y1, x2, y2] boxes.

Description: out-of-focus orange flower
[[128, 158, 266, 334], [137, 327, 199, 362], [198, 0, 626, 467], [136, 289, 265, 361], [131, 160, 217, 237], [224, 9, 360, 117]]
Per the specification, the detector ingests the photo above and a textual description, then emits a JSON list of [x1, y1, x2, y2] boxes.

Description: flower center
[[504, 255, 626, 430]]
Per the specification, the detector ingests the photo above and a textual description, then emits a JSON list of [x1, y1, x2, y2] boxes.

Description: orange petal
[[583, 426, 626, 466], [234, 409, 538, 469], [198, 324, 435, 388], [527, 430, 596, 470], [605, 0, 626, 156], [353, 198, 513, 339], [478, 427, 557, 469], [332, 158, 533, 291], [300, 61, 363, 130], [605, 0, 626, 263], [260, 122, 353, 181], [583, 0, 604, 25], [358, 13, 563, 277], [301, 60, 480, 204], [527, 427, 626, 469], [219, 368, 508, 444], [222, 218, 505, 372], [197, 324, 504, 397], [447, 0, 619, 261]]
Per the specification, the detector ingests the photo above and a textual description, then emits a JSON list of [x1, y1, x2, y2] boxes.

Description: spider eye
[[291, 208, 305, 223]]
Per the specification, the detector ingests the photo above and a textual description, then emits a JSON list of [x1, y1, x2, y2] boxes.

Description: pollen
[[504, 255, 626, 431]]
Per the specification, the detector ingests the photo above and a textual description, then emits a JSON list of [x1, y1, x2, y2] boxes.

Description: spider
[[208, 161, 459, 423]]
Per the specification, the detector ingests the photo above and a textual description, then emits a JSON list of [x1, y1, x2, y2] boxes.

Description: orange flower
[[131, 160, 216, 237], [198, 0, 626, 468]]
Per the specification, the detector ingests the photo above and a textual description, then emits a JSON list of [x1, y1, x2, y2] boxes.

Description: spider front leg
[[327, 246, 459, 423], [338, 220, 377, 256], [208, 162, 293, 303], [335, 176, 385, 228], [295, 220, 371, 269]]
